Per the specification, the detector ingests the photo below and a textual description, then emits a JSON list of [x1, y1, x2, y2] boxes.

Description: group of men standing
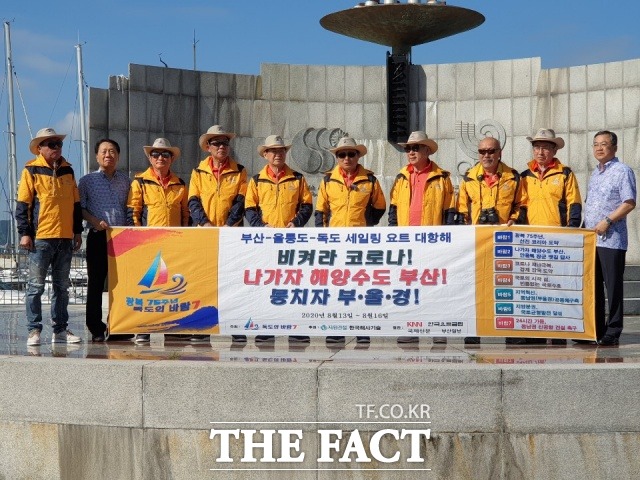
[[16, 125, 636, 348]]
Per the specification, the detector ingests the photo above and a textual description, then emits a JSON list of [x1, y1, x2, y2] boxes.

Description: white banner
[[218, 226, 477, 337]]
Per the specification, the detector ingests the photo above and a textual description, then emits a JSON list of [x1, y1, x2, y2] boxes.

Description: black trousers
[[594, 247, 626, 340], [86, 229, 108, 336]]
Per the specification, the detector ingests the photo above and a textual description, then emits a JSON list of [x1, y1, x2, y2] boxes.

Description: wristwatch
[[604, 216, 613, 226]]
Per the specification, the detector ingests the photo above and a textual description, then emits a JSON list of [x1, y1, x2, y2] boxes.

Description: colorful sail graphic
[[138, 252, 185, 294]]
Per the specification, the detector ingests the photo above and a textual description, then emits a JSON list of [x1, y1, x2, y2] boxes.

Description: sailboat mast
[[75, 42, 89, 176], [4, 21, 18, 249]]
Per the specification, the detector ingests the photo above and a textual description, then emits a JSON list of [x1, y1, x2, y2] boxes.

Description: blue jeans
[[26, 239, 73, 334]]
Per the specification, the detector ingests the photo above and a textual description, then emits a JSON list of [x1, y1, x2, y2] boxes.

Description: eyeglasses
[[150, 151, 173, 159], [403, 145, 422, 153], [266, 148, 287, 154], [533, 144, 555, 152], [593, 142, 613, 148], [40, 140, 63, 149], [478, 148, 498, 155], [209, 140, 229, 147], [337, 151, 358, 159]]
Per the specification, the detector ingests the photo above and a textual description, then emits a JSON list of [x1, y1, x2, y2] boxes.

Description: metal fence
[[0, 247, 87, 305]]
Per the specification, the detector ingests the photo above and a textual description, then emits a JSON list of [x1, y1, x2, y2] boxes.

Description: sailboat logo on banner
[[138, 251, 187, 295]]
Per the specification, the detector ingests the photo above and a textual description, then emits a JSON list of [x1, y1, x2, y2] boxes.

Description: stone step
[[624, 298, 640, 315], [625, 281, 640, 298], [625, 265, 640, 281]]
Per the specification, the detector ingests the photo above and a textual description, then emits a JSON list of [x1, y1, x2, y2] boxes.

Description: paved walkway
[[1, 305, 639, 364]]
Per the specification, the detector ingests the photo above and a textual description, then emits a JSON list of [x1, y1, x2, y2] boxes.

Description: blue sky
[[1, 0, 639, 214]]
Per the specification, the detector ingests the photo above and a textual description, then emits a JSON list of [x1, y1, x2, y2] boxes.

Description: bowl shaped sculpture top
[[320, 3, 484, 49]]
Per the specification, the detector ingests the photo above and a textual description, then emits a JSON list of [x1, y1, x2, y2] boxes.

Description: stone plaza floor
[[1, 305, 639, 365]]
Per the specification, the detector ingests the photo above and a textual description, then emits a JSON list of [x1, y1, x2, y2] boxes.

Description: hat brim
[[258, 144, 292, 156], [398, 139, 438, 154], [29, 134, 67, 155], [526, 136, 565, 149], [329, 145, 368, 157], [143, 146, 181, 160], [199, 132, 236, 152]]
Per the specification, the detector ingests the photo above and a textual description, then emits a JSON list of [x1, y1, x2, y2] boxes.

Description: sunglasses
[[337, 151, 358, 159], [403, 145, 422, 153], [40, 140, 63, 149], [478, 148, 498, 155], [209, 140, 229, 147], [150, 151, 173, 159]]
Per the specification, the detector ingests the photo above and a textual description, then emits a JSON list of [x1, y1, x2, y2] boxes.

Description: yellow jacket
[[315, 165, 386, 227], [16, 155, 82, 239], [245, 165, 313, 227], [457, 162, 523, 224], [127, 168, 189, 227], [389, 162, 456, 226], [188, 157, 247, 226], [521, 159, 582, 227]]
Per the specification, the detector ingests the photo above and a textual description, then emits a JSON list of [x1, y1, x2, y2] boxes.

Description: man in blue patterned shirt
[[78, 139, 131, 342], [583, 130, 636, 346]]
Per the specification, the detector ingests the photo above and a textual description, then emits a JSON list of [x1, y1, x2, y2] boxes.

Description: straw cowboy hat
[[199, 125, 236, 152], [329, 137, 367, 157], [398, 131, 438, 154], [526, 128, 565, 149], [29, 127, 67, 155], [143, 138, 181, 160], [258, 135, 291, 156]]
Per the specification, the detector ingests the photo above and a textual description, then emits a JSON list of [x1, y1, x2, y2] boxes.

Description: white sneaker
[[52, 329, 82, 344], [135, 334, 151, 344], [27, 330, 41, 346]]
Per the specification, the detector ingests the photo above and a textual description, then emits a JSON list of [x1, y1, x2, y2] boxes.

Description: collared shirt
[[266, 166, 285, 183], [155, 171, 172, 189], [209, 158, 229, 181], [483, 172, 499, 188], [78, 169, 131, 230], [408, 162, 432, 226], [339, 167, 356, 189], [532, 159, 557, 180], [584, 157, 636, 250]]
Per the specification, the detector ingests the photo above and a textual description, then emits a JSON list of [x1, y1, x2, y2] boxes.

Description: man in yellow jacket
[[127, 138, 190, 344], [245, 135, 313, 344], [189, 125, 247, 228], [189, 125, 247, 344], [519, 128, 582, 346], [390, 131, 456, 345], [521, 128, 581, 228], [127, 138, 189, 228], [17, 128, 83, 346], [457, 136, 524, 345], [245, 135, 313, 229], [315, 136, 386, 345]]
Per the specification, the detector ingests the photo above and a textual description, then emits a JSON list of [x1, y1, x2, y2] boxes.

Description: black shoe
[[91, 334, 105, 342], [255, 335, 275, 344], [551, 339, 567, 345], [288, 336, 310, 343], [190, 335, 211, 344], [356, 336, 370, 344], [231, 335, 247, 343], [397, 336, 419, 344], [326, 336, 345, 344], [597, 335, 619, 346], [464, 336, 480, 345], [164, 334, 191, 341], [106, 334, 135, 342]]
